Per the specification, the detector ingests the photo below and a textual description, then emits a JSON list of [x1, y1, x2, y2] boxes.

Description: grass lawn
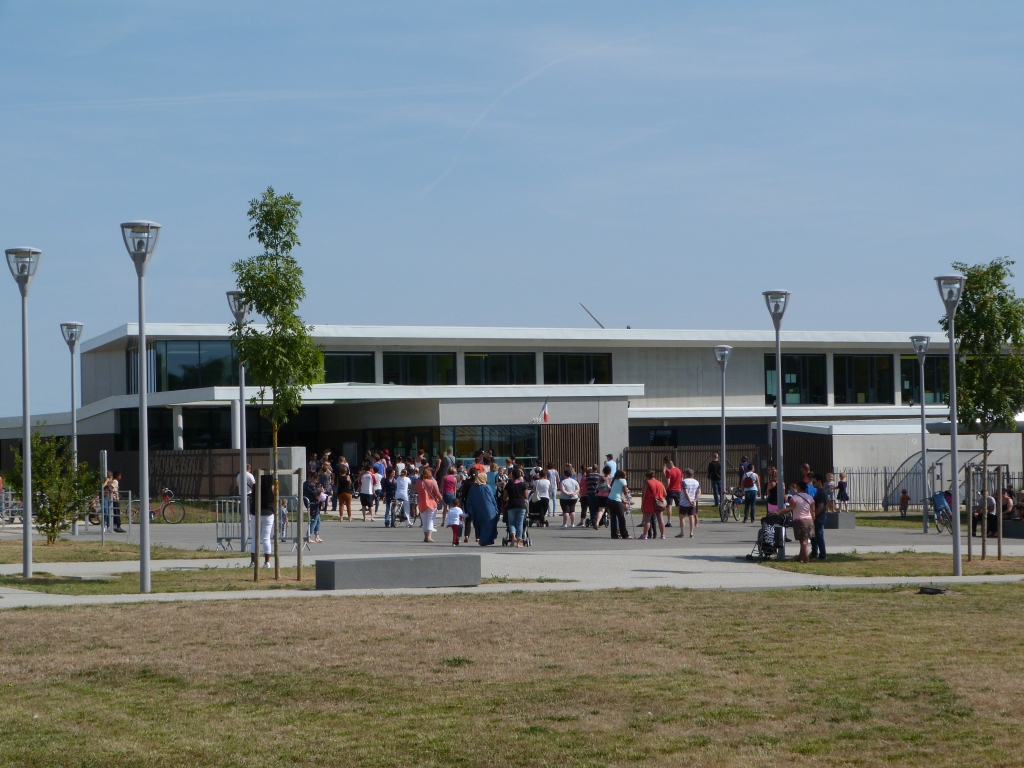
[[0, 566, 311, 595], [1, 585, 1023, 766], [0, 539, 237, 564], [764, 551, 1024, 577]]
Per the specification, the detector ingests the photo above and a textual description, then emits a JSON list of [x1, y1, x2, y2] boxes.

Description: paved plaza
[[1, 513, 1021, 611]]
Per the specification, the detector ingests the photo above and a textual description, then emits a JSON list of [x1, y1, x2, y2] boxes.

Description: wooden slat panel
[[623, 444, 771, 494], [540, 424, 600, 474]]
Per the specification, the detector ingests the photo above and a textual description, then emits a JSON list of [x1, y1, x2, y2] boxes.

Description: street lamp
[[910, 335, 930, 534], [713, 345, 732, 520], [7, 247, 41, 579], [61, 322, 84, 535], [227, 291, 250, 552], [121, 221, 161, 593], [763, 290, 790, 512], [935, 274, 965, 576]]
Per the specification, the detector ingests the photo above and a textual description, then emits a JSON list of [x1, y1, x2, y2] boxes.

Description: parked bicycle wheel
[[129, 500, 141, 525], [934, 514, 947, 534], [719, 500, 730, 523], [731, 500, 742, 522], [87, 511, 102, 526], [162, 500, 186, 524]]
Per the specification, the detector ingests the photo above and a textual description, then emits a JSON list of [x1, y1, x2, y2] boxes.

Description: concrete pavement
[[1, 515, 1021, 611]]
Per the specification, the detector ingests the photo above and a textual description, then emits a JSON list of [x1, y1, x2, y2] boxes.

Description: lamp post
[[227, 291, 250, 551], [121, 221, 161, 593], [7, 248, 41, 578], [935, 274, 965, 576], [61, 322, 84, 535], [910, 335, 930, 534], [763, 290, 790, 511], [713, 345, 732, 519]]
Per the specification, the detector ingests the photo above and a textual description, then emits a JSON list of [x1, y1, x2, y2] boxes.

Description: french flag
[[540, 398, 549, 424]]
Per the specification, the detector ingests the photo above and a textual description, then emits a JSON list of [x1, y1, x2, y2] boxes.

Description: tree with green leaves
[[943, 257, 1024, 559], [230, 187, 323, 579], [8, 430, 98, 545]]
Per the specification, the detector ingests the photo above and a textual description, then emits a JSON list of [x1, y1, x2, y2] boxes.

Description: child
[[898, 489, 910, 518], [837, 472, 850, 512], [445, 502, 466, 546], [826, 472, 837, 513], [278, 497, 289, 539]]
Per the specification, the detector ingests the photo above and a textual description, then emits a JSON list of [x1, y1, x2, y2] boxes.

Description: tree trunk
[[981, 433, 988, 561], [273, 420, 280, 580]]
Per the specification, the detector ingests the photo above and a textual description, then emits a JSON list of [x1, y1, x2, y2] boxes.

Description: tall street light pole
[[910, 335, 930, 534], [763, 290, 790, 511], [935, 275, 965, 576], [227, 291, 250, 550], [121, 221, 161, 593], [713, 345, 732, 520], [7, 247, 41, 579], [61, 322, 84, 535]]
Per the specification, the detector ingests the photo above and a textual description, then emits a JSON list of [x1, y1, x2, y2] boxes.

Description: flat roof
[[82, 323, 936, 353]]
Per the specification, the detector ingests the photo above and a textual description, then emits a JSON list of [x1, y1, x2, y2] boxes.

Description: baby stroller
[[502, 511, 533, 547], [527, 498, 549, 528], [746, 512, 790, 561]]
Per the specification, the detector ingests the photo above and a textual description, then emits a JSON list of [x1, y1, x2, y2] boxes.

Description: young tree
[[230, 187, 323, 579], [8, 430, 98, 545], [944, 258, 1024, 559]]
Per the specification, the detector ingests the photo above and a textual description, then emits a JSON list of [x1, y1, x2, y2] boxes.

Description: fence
[[215, 494, 308, 553], [623, 445, 770, 495]]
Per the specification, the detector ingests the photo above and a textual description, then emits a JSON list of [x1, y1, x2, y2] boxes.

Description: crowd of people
[[294, 448, 636, 546]]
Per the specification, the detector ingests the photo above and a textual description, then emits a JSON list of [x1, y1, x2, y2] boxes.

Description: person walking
[[530, 469, 551, 526], [466, 469, 499, 546], [585, 465, 602, 528], [810, 473, 827, 560], [663, 459, 682, 530], [707, 452, 722, 510], [358, 464, 377, 522], [503, 467, 529, 547], [558, 468, 580, 529], [546, 463, 559, 519], [382, 469, 398, 528], [740, 464, 760, 523], [395, 469, 412, 527], [640, 469, 667, 539], [676, 468, 700, 539], [606, 470, 631, 539], [336, 467, 353, 521], [415, 467, 442, 543], [249, 480, 274, 568]]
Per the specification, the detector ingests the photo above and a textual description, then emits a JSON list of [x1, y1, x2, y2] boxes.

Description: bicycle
[[934, 505, 954, 534], [129, 488, 187, 525], [719, 488, 738, 523]]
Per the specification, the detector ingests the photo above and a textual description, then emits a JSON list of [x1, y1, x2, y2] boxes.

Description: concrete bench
[[824, 512, 856, 529], [315, 554, 481, 590], [1002, 519, 1024, 539]]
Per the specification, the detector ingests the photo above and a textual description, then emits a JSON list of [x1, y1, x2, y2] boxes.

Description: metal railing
[[216, 491, 310, 554]]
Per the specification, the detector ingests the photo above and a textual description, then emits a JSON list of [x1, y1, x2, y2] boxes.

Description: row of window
[[764, 354, 950, 406], [327, 352, 612, 386]]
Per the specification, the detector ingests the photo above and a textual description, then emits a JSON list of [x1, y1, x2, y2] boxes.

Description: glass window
[[465, 353, 537, 385], [764, 354, 827, 405], [543, 354, 613, 384], [324, 352, 375, 383], [900, 355, 950, 405], [834, 355, 894, 404], [182, 407, 233, 449], [198, 341, 237, 388], [382, 353, 456, 385], [164, 341, 202, 391]]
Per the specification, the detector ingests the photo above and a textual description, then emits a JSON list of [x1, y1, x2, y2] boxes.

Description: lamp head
[[120, 221, 161, 276], [226, 291, 249, 323], [6, 247, 41, 295], [910, 334, 930, 359], [713, 345, 733, 369], [60, 322, 84, 351], [934, 275, 965, 315], [762, 290, 790, 329]]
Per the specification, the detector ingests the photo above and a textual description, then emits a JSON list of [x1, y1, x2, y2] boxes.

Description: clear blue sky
[[0, 2, 1021, 416]]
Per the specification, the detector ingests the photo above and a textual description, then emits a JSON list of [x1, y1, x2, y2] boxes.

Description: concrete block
[[825, 512, 856, 529], [1002, 519, 1024, 539], [315, 555, 481, 590]]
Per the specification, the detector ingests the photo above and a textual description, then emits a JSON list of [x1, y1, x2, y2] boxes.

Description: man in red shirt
[[663, 458, 683, 530]]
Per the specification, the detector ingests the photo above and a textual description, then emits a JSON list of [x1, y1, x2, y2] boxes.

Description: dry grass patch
[[764, 551, 1024, 577], [0, 539, 236, 564], [0, 585, 1023, 766], [0, 566, 312, 595]]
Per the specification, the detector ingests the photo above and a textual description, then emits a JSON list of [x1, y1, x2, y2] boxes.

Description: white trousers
[[420, 509, 436, 532], [249, 514, 273, 554]]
